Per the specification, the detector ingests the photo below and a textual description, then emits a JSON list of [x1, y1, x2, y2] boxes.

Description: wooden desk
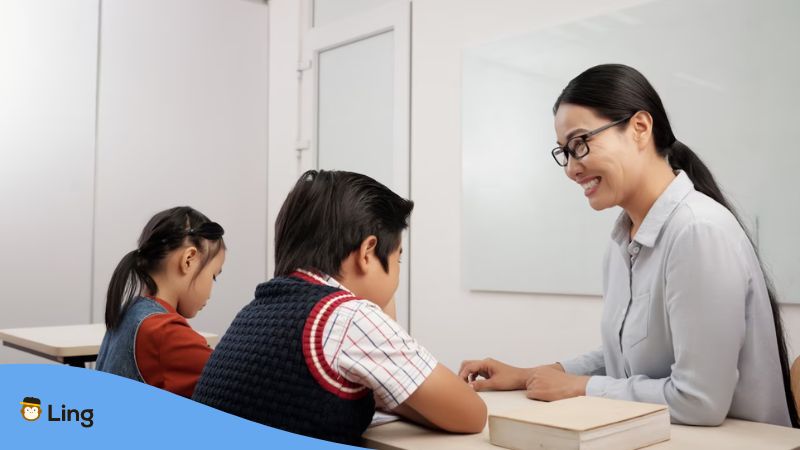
[[363, 391, 800, 449], [0, 323, 219, 367]]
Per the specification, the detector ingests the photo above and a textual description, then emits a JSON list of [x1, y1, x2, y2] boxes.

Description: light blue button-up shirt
[[560, 171, 791, 427]]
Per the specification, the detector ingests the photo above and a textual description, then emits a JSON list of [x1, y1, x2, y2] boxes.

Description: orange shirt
[[135, 297, 212, 398]]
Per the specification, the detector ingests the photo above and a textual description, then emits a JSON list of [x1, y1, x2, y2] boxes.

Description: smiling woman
[[461, 64, 799, 429]]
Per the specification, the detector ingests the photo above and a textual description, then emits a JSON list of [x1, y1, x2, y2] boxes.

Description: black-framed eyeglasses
[[551, 114, 633, 167]]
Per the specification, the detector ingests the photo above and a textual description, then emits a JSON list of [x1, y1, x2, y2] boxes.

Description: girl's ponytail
[[104, 206, 225, 331], [105, 250, 154, 330]]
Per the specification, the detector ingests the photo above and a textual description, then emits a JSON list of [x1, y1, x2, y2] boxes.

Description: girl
[[96, 206, 226, 398], [460, 64, 798, 428]]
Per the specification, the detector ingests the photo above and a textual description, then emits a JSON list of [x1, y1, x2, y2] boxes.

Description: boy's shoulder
[[322, 298, 403, 349], [325, 298, 382, 321]]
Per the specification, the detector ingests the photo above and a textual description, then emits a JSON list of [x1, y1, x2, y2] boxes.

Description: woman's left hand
[[525, 366, 590, 401]]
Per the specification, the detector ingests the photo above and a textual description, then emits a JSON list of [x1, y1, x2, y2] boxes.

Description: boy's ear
[[179, 247, 199, 275], [356, 236, 378, 274]]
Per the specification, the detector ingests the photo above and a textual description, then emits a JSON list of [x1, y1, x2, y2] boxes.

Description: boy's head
[[274, 170, 413, 304]]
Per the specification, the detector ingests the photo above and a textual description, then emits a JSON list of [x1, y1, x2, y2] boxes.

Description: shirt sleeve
[[136, 314, 212, 398], [559, 346, 606, 376], [585, 220, 747, 426], [333, 301, 438, 411]]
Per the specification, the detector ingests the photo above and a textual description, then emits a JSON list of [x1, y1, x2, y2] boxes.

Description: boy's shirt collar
[[294, 268, 354, 294]]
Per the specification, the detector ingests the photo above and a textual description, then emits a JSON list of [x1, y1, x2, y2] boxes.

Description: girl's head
[[105, 206, 226, 329]]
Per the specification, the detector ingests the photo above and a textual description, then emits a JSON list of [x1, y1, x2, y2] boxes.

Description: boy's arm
[[392, 363, 487, 433], [332, 301, 485, 433], [391, 403, 435, 429]]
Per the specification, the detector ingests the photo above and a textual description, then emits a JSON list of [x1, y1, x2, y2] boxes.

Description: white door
[[299, 0, 411, 328]]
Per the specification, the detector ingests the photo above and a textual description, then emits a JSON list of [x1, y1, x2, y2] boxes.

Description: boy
[[193, 170, 486, 445]]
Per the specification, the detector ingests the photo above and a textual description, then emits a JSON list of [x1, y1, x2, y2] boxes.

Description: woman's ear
[[179, 246, 199, 275], [356, 236, 378, 274], [630, 110, 654, 149]]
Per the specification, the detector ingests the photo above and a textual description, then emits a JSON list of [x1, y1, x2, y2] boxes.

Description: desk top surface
[[363, 391, 800, 450], [0, 323, 219, 358]]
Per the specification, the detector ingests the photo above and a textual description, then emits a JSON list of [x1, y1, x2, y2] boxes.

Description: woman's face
[[554, 104, 642, 211]]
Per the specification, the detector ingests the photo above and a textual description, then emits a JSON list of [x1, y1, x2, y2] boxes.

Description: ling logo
[[20, 397, 42, 421], [19, 396, 94, 428]]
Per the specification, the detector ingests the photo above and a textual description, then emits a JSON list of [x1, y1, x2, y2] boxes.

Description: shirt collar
[[294, 268, 354, 293], [611, 171, 694, 248]]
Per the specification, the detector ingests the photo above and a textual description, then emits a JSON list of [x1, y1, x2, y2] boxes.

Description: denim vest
[[96, 296, 167, 382]]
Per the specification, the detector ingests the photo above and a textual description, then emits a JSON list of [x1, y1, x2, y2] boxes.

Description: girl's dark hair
[[554, 63, 799, 428], [105, 206, 226, 330], [274, 170, 413, 277]]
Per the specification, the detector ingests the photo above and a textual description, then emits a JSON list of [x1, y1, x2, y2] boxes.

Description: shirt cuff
[[585, 375, 612, 397], [559, 358, 588, 375], [375, 352, 439, 411], [383, 358, 437, 410]]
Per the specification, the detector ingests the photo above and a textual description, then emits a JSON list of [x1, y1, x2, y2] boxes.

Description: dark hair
[[554, 63, 799, 428], [105, 206, 226, 330], [274, 170, 413, 278]]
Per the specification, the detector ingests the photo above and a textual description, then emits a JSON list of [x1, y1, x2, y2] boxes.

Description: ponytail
[[105, 250, 158, 330], [555, 64, 799, 428], [667, 141, 733, 211], [104, 206, 226, 331]]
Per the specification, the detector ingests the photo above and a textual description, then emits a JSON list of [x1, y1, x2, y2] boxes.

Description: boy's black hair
[[274, 170, 413, 277]]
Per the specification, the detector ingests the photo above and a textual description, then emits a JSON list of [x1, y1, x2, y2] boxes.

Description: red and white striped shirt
[[297, 269, 437, 410]]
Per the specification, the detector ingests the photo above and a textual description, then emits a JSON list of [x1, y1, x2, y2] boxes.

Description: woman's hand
[[458, 358, 532, 391], [525, 365, 590, 401]]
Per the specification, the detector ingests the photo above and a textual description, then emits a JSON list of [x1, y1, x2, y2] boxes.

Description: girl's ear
[[356, 236, 378, 274], [179, 247, 199, 275]]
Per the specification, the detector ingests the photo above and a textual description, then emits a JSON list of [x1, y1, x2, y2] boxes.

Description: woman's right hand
[[458, 358, 532, 392]]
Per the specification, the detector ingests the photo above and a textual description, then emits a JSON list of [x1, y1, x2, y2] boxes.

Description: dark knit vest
[[192, 273, 375, 445]]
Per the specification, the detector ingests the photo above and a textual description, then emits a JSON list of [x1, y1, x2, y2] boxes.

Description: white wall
[[265, 0, 303, 279], [408, 0, 800, 370], [0, 0, 99, 363], [0, 0, 269, 364], [93, 0, 270, 336]]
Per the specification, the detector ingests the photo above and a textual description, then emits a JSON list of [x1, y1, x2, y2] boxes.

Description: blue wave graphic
[[1, 364, 361, 449]]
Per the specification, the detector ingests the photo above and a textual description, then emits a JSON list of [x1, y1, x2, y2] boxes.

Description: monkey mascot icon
[[20, 397, 42, 421]]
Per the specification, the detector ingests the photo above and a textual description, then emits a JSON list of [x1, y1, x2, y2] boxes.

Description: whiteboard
[[462, 0, 800, 302]]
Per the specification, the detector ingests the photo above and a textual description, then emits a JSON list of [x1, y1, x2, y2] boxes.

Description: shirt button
[[632, 246, 640, 254]]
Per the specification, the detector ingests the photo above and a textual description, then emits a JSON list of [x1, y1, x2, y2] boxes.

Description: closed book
[[489, 396, 670, 450]]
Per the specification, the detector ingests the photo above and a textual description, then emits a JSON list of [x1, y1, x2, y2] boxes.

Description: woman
[[460, 64, 798, 428]]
